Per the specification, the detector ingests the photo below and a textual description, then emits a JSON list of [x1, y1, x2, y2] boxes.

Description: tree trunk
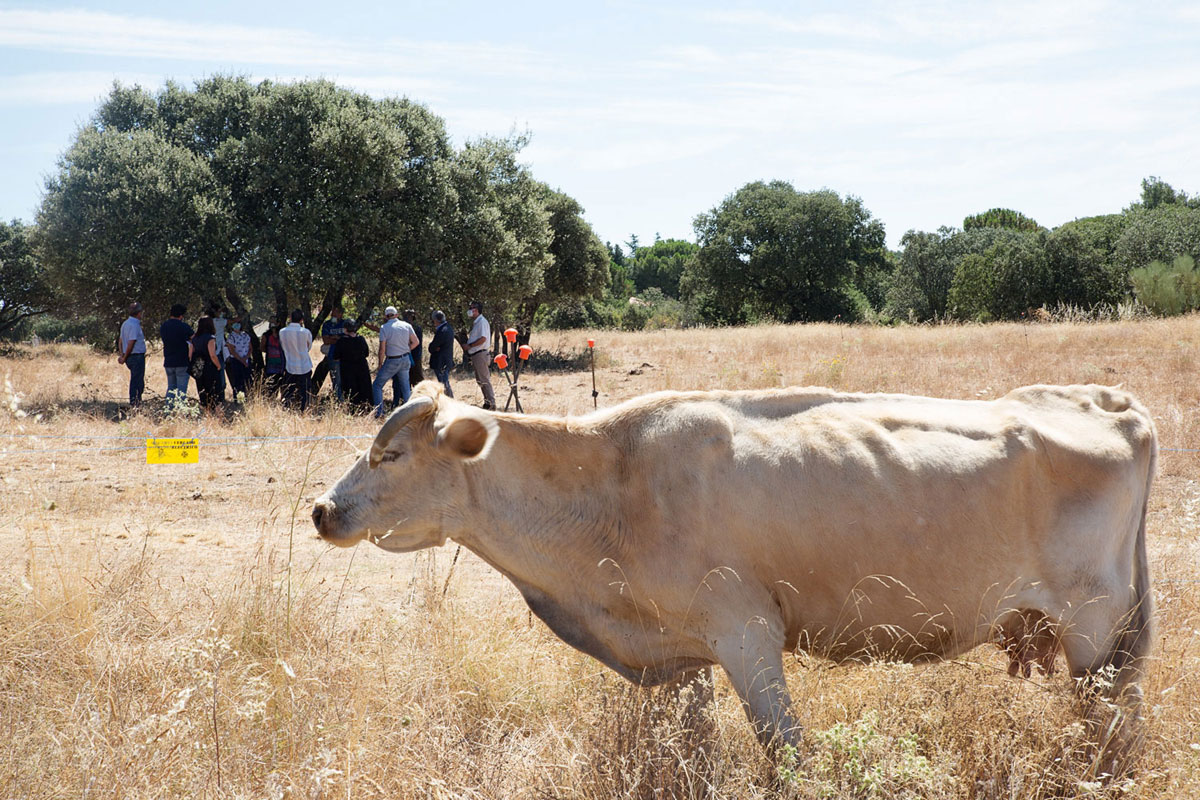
[[272, 284, 289, 326], [309, 287, 342, 337], [514, 301, 538, 349], [355, 289, 382, 328]]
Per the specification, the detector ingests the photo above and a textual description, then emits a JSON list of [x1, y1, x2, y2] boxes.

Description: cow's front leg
[[712, 617, 800, 751]]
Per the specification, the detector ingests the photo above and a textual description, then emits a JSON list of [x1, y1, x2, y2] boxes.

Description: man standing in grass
[[117, 302, 146, 409], [313, 305, 346, 401], [372, 306, 419, 418], [428, 310, 455, 397], [465, 300, 495, 410], [160, 303, 192, 409], [279, 309, 313, 412]]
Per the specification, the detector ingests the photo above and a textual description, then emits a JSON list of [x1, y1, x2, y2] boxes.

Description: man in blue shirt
[[313, 305, 346, 401], [117, 302, 147, 409], [159, 303, 193, 408], [427, 310, 456, 397]]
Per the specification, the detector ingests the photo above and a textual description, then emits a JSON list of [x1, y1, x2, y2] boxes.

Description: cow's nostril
[[312, 504, 325, 530]]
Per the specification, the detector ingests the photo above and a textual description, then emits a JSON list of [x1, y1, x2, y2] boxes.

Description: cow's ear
[[436, 411, 498, 461]]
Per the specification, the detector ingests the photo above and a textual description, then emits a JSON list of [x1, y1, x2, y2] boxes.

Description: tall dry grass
[[2, 319, 1200, 798]]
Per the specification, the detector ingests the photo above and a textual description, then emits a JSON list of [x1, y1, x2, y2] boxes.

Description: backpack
[[188, 343, 208, 379]]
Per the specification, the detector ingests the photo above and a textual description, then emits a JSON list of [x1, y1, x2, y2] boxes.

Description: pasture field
[[2, 319, 1200, 799]]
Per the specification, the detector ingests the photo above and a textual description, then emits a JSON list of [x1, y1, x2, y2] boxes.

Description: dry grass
[[2, 318, 1200, 798]]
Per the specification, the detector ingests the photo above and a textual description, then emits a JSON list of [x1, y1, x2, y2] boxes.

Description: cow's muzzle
[[312, 498, 359, 547]]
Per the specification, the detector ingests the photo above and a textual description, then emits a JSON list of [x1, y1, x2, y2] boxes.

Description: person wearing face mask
[[313, 305, 346, 402], [465, 300, 495, 410], [209, 306, 228, 404], [225, 314, 252, 401]]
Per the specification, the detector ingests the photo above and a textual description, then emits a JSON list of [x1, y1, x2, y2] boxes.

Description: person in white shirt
[[371, 305, 419, 418], [210, 305, 228, 402], [279, 309, 314, 412], [465, 300, 496, 410], [116, 301, 147, 408]]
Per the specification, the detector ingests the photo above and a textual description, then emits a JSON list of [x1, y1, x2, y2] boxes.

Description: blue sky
[[2, 1, 1199, 250]]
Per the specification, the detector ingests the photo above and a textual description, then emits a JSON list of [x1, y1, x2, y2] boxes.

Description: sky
[[2, 1, 1199, 250]]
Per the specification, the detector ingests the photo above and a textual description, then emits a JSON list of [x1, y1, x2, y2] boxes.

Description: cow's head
[[311, 383, 498, 551]]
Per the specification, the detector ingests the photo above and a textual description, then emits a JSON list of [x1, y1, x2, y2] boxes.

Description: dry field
[[2, 319, 1199, 799]]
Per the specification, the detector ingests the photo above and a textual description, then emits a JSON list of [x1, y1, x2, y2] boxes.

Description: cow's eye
[[379, 449, 404, 464]]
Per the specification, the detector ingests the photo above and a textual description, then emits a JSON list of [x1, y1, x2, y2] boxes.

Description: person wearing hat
[[371, 305, 419, 418], [117, 301, 146, 409]]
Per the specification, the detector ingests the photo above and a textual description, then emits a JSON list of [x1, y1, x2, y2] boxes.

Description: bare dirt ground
[[2, 319, 1199, 798]]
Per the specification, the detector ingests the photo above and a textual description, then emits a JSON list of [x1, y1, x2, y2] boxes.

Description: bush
[[25, 314, 112, 347], [1129, 255, 1200, 316], [620, 300, 651, 331], [535, 298, 619, 330]]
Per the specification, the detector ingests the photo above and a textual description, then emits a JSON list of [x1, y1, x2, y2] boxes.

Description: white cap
[[384, 306, 398, 317]]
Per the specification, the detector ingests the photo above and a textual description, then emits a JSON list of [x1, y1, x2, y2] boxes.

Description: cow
[[312, 381, 1155, 754]]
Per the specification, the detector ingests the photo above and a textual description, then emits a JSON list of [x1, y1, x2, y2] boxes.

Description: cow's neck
[[447, 415, 692, 683], [454, 414, 626, 581]]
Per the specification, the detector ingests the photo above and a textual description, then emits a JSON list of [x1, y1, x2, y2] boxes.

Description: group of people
[[117, 300, 498, 416]]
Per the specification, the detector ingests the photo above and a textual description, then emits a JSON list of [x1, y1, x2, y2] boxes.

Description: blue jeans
[[125, 353, 145, 406], [373, 355, 411, 417], [434, 363, 453, 397], [164, 366, 189, 406]]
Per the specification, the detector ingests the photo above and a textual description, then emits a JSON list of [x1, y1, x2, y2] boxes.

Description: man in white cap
[[372, 305, 419, 418]]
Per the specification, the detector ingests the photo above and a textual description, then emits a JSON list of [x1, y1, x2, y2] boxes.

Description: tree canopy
[[34, 77, 605, 342], [0, 220, 52, 336], [684, 181, 888, 323]]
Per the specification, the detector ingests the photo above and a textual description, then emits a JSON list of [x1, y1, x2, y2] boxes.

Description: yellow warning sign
[[146, 437, 199, 464]]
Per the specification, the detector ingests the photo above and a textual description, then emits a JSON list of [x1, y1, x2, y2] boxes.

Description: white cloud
[[0, 9, 549, 78], [0, 71, 163, 106]]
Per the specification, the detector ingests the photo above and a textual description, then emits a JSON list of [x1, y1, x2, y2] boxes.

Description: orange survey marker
[[494, 353, 509, 370], [146, 437, 199, 464]]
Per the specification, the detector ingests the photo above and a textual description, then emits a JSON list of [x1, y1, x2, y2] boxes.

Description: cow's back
[[601, 384, 1155, 662]]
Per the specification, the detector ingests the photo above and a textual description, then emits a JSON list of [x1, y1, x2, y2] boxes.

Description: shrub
[[1129, 255, 1200, 316]]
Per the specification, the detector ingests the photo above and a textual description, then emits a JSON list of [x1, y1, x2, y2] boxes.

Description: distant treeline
[[2, 75, 1199, 346], [547, 177, 1200, 331]]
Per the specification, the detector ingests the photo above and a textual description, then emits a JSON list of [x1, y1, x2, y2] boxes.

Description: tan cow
[[312, 382, 1155, 752]]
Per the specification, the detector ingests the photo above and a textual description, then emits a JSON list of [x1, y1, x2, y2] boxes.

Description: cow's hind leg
[[1058, 590, 1152, 775]]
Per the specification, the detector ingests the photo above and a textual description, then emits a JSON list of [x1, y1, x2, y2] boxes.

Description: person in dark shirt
[[190, 316, 223, 412], [313, 306, 346, 401], [401, 309, 425, 397], [332, 319, 373, 412], [160, 303, 193, 409], [427, 310, 455, 397], [261, 320, 285, 399]]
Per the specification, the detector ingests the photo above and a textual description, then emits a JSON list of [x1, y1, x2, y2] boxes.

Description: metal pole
[[590, 345, 598, 409]]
